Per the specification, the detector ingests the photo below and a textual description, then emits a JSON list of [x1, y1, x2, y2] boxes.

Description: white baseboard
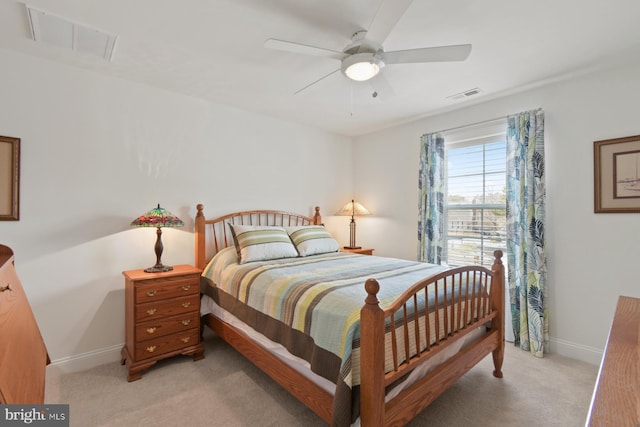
[[44, 336, 603, 381], [549, 337, 603, 365], [46, 343, 123, 379]]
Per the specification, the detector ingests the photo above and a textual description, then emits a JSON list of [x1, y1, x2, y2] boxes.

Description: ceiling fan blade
[[264, 39, 347, 60], [384, 44, 472, 64], [294, 69, 340, 95], [362, 0, 413, 47]]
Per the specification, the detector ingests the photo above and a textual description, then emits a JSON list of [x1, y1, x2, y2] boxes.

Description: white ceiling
[[2, 0, 640, 136]]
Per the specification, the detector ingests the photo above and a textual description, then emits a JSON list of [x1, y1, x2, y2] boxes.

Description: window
[[443, 123, 507, 268]]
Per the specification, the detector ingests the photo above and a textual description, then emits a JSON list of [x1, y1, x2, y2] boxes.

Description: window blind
[[444, 124, 506, 268]]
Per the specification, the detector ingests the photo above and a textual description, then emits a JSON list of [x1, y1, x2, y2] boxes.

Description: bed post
[[195, 204, 206, 270], [360, 278, 385, 427], [312, 206, 322, 225], [490, 250, 505, 378]]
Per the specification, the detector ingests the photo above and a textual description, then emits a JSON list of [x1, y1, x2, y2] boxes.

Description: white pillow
[[229, 224, 299, 264], [286, 225, 339, 256]]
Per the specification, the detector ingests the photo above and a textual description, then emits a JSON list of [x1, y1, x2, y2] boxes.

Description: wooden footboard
[[360, 252, 505, 426]]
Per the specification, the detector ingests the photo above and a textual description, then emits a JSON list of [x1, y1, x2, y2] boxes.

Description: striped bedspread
[[200, 248, 454, 425]]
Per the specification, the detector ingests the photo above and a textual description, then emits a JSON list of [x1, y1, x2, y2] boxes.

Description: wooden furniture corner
[[340, 247, 374, 255], [587, 295, 639, 426], [0, 244, 49, 404]]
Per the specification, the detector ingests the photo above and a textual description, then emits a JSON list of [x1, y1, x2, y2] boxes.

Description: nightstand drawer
[[135, 294, 200, 322], [135, 328, 200, 360], [135, 312, 200, 341], [135, 275, 200, 303]]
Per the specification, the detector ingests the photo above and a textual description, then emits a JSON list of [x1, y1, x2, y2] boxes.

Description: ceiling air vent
[[26, 5, 117, 61], [447, 88, 483, 101]]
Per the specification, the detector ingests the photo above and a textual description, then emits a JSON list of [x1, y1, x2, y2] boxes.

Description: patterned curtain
[[417, 133, 445, 264], [506, 109, 548, 357]]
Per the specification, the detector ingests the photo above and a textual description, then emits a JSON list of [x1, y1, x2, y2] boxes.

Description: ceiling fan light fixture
[[342, 53, 385, 82], [345, 62, 379, 81]]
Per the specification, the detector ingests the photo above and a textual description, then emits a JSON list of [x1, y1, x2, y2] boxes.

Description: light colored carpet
[[45, 331, 599, 427]]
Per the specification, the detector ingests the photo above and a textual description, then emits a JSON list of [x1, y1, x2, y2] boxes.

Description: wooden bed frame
[[195, 204, 505, 426]]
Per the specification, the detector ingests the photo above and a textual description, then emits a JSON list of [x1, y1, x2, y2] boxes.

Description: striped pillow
[[229, 224, 299, 264], [286, 225, 339, 256]]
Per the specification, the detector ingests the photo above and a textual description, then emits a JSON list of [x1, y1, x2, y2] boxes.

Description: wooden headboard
[[194, 204, 322, 269]]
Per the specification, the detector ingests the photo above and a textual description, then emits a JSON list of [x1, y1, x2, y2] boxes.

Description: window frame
[[442, 121, 507, 268]]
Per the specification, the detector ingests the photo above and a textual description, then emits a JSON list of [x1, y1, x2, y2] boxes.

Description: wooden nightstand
[[121, 264, 204, 381], [340, 247, 374, 255]]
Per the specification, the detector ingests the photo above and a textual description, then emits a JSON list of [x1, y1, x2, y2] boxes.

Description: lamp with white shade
[[335, 199, 371, 249]]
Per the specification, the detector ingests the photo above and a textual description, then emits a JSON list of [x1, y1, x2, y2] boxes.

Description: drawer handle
[[146, 308, 157, 315], [181, 285, 191, 291], [181, 302, 191, 308], [146, 327, 157, 334], [146, 345, 157, 353], [146, 290, 157, 297], [0, 284, 11, 293], [181, 337, 191, 343], [181, 319, 191, 326]]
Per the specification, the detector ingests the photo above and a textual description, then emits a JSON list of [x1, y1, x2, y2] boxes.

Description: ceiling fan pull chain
[[350, 83, 354, 117]]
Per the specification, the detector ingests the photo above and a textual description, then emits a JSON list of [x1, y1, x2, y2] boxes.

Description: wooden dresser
[[0, 244, 49, 404], [121, 264, 205, 381], [586, 295, 639, 426]]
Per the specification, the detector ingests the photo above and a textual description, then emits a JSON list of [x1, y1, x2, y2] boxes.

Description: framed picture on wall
[[0, 135, 20, 220], [594, 134, 640, 213]]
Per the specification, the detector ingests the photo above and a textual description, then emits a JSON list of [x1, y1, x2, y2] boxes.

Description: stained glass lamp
[[131, 204, 184, 273], [335, 199, 371, 249]]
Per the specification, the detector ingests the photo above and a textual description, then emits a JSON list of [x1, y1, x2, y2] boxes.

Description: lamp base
[[343, 246, 362, 250], [144, 264, 174, 273]]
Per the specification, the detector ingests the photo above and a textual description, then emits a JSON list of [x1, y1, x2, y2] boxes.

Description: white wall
[[0, 48, 353, 372], [352, 62, 640, 364]]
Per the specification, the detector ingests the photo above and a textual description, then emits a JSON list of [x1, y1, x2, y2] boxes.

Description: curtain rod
[[431, 107, 542, 134]]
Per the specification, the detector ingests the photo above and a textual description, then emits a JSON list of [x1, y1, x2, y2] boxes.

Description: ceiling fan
[[264, 0, 471, 95]]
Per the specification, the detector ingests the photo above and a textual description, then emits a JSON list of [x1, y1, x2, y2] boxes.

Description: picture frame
[[0, 135, 20, 221], [594, 134, 640, 213]]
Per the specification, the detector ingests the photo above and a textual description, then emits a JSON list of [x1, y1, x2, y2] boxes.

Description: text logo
[[1, 405, 69, 426]]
